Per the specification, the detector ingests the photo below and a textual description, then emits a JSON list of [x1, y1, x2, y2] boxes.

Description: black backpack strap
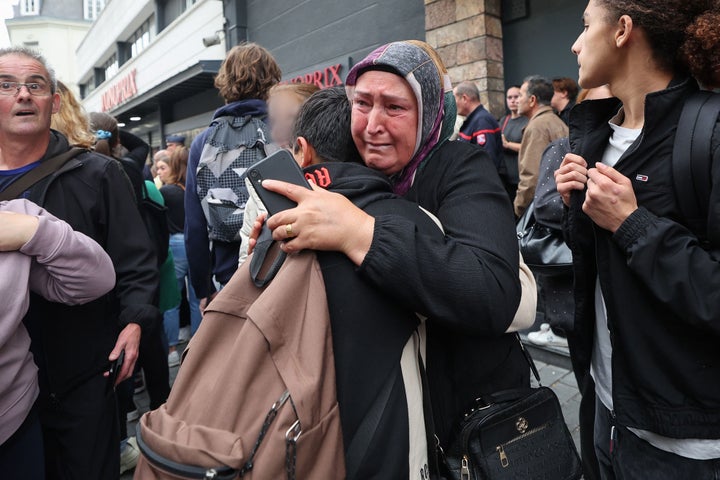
[[673, 91, 720, 230], [0, 147, 85, 201]]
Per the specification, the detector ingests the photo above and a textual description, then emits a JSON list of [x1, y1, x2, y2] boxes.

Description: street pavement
[[121, 342, 581, 479]]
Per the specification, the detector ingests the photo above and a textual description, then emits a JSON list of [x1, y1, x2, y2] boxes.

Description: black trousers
[[117, 324, 170, 441], [40, 374, 120, 480], [566, 333, 601, 480], [138, 321, 170, 410], [0, 404, 45, 479]]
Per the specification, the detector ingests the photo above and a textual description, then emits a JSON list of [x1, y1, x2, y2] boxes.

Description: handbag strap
[[418, 353, 443, 478], [501, 114, 510, 133], [471, 335, 542, 408], [0, 147, 85, 201], [515, 332, 542, 386]]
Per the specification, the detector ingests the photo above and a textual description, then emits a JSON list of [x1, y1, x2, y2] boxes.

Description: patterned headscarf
[[345, 40, 455, 195]]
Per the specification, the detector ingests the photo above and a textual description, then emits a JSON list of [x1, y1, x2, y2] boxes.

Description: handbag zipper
[[495, 422, 549, 468]]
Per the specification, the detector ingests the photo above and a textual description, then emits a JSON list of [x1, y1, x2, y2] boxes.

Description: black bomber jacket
[[24, 131, 160, 400], [565, 78, 720, 438]]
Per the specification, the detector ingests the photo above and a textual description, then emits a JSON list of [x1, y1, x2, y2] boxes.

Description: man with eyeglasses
[[0, 47, 160, 479]]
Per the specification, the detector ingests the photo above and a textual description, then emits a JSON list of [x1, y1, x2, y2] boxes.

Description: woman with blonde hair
[[50, 81, 95, 149]]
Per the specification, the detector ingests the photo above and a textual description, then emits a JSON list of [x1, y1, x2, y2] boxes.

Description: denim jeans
[[163, 234, 202, 346], [594, 398, 720, 479]]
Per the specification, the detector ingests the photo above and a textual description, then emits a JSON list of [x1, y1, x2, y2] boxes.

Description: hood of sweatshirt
[[302, 162, 398, 211]]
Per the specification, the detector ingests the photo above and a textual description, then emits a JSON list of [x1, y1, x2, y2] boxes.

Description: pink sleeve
[[3, 199, 116, 305]]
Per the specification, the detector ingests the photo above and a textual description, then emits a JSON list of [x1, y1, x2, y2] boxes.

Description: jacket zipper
[[460, 455, 470, 479]]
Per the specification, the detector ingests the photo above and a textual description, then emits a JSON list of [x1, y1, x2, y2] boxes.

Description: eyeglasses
[[0, 81, 52, 96]]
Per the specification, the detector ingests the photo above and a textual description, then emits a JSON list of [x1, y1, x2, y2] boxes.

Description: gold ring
[[285, 223, 295, 238]]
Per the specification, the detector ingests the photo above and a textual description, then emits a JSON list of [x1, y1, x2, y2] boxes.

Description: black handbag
[[438, 336, 582, 480], [516, 201, 572, 274]]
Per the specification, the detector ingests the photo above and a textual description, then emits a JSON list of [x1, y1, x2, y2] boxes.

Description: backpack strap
[[672, 91, 720, 233], [0, 147, 85, 201]]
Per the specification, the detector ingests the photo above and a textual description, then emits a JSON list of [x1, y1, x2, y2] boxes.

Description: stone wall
[[425, 0, 505, 117]]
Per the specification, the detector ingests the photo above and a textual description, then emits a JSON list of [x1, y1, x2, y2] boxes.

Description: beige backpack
[[134, 250, 345, 479]]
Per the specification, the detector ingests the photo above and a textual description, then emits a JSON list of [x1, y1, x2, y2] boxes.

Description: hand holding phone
[[246, 149, 312, 216], [107, 349, 125, 388]]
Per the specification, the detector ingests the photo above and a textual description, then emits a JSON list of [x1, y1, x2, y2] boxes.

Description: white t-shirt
[[590, 113, 720, 460]]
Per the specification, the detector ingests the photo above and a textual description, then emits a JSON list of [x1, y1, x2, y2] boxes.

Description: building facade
[[6, 0, 105, 94], [74, 0, 585, 149]]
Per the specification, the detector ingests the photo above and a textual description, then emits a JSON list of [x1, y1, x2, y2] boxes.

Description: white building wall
[[78, 0, 225, 114], [75, 0, 154, 81], [7, 19, 91, 95]]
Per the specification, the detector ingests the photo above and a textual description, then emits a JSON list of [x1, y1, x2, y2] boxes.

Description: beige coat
[[514, 106, 569, 217]]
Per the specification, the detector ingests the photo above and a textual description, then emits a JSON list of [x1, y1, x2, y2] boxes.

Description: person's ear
[[51, 92, 61, 114], [615, 14, 634, 48], [295, 136, 315, 168]]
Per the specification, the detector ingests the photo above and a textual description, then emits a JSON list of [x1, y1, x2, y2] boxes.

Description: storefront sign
[[286, 63, 343, 88], [102, 69, 138, 112]]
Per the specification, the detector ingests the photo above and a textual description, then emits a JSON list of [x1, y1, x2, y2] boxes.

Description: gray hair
[[522, 75, 554, 106], [454, 81, 480, 102], [0, 46, 58, 93]]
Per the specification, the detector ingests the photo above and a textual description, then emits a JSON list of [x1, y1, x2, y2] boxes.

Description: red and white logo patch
[[476, 134, 486, 146], [635, 174, 649, 182]]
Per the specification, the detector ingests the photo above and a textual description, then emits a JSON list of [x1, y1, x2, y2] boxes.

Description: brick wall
[[425, 0, 505, 118]]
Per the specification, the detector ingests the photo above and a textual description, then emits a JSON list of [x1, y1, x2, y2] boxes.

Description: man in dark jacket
[[453, 81, 503, 171], [185, 43, 281, 309], [0, 47, 159, 479]]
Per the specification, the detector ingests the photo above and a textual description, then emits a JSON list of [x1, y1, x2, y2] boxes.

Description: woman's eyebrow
[[354, 90, 411, 103]]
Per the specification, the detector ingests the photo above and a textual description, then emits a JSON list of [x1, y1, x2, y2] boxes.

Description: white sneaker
[[527, 323, 568, 347], [168, 350, 181, 367], [178, 326, 191, 343], [120, 436, 139, 475]]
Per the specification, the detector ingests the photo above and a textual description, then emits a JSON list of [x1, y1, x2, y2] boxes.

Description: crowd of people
[[0, 0, 719, 479]]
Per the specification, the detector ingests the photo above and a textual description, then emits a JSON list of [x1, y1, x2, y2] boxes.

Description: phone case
[[246, 149, 311, 216]]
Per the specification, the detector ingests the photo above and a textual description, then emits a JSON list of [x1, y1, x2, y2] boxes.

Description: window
[[103, 54, 118, 81], [128, 16, 154, 59], [84, 0, 106, 21], [20, 0, 40, 16]]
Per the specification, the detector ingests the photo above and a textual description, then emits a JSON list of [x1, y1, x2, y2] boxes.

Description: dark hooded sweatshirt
[[305, 162, 444, 479]]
